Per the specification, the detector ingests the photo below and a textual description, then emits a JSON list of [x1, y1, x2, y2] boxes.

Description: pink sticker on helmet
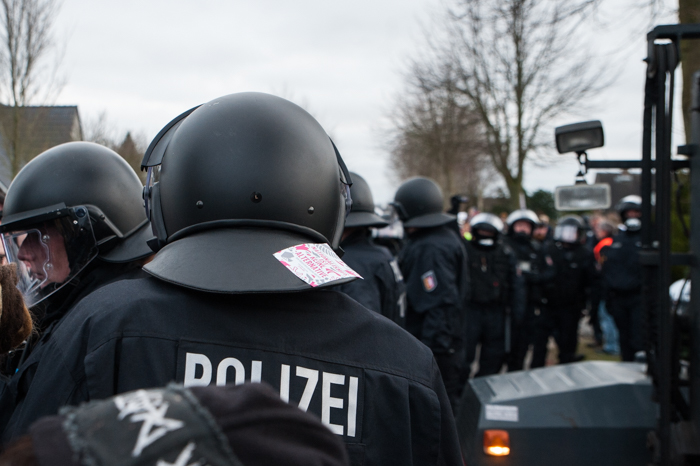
[[274, 243, 362, 287]]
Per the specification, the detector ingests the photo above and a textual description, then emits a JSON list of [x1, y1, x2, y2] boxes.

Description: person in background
[[599, 195, 643, 361], [540, 215, 596, 365], [532, 214, 552, 244], [463, 213, 523, 377], [593, 219, 620, 356], [0, 265, 33, 359], [580, 214, 604, 349], [333, 173, 406, 327], [499, 212, 509, 233], [395, 177, 470, 411], [505, 209, 555, 371]]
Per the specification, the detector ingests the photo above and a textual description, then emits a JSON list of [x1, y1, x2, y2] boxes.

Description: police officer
[[0, 94, 462, 465], [599, 195, 644, 361], [0, 142, 154, 431], [540, 215, 596, 365], [463, 213, 523, 377], [1, 142, 153, 327], [333, 173, 406, 327], [505, 208, 555, 371], [394, 177, 469, 411]]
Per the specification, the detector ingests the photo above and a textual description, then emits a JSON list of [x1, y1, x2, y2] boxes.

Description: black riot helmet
[[616, 194, 642, 232], [505, 208, 539, 241], [393, 177, 454, 228], [140, 92, 356, 294], [0, 142, 152, 306], [616, 195, 642, 219], [469, 213, 504, 248], [553, 215, 585, 244], [344, 172, 388, 229], [506, 209, 539, 229]]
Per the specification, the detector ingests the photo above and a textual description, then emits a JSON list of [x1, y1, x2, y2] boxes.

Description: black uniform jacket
[[334, 231, 406, 327], [506, 236, 555, 310], [0, 276, 462, 466], [400, 226, 470, 353], [542, 242, 597, 308], [599, 230, 642, 293], [464, 240, 524, 315]]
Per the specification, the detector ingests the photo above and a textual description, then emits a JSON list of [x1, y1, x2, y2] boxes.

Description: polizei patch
[[177, 342, 365, 442], [421, 270, 437, 292], [274, 243, 362, 287]]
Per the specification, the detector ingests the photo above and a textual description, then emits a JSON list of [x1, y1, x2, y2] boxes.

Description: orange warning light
[[483, 430, 510, 456]]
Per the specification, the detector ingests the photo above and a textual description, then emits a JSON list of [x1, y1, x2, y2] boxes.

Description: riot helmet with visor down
[[553, 215, 585, 244], [0, 142, 152, 306]]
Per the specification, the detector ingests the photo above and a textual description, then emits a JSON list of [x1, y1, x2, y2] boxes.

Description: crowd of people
[[344, 174, 644, 415], [0, 92, 645, 465]]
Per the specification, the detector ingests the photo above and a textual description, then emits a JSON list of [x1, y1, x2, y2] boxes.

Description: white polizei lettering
[[322, 372, 345, 435], [295, 366, 319, 412], [251, 361, 262, 383], [216, 358, 245, 386], [347, 376, 359, 437], [280, 364, 290, 402], [183, 353, 212, 387], [183, 354, 360, 437]]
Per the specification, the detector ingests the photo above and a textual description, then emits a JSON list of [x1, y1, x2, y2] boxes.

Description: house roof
[[0, 105, 82, 192], [593, 171, 641, 208]]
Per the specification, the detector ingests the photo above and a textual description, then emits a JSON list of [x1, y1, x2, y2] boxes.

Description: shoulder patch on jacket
[[421, 270, 438, 292]]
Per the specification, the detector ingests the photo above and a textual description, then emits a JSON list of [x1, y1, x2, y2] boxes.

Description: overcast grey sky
[[52, 0, 681, 204]]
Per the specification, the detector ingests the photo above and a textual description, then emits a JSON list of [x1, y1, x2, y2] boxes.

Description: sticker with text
[[274, 243, 362, 287], [484, 404, 519, 422]]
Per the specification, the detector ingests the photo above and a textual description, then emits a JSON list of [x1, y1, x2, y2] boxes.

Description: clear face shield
[[554, 224, 580, 244], [1, 207, 98, 307]]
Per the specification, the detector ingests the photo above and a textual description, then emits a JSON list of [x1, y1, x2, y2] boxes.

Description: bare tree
[[82, 111, 131, 149], [83, 111, 148, 182], [417, 0, 606, 210], [389, 62, 491, 207], [0, 0, 63, 176], [116, 132, 148, 182]]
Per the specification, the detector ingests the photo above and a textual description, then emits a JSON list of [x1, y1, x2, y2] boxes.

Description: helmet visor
[[554, 225, 579, 243], [2, 213, 98, 307]]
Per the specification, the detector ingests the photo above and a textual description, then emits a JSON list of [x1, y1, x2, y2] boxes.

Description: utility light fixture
[[555, 184, 611, 211], [555, 120, 604, 154]]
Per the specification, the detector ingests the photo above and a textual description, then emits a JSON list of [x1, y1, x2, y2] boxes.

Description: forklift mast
[[456, 24, 700, 466], [637, 24, 699, 465], [564, 24, 700, 464]]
